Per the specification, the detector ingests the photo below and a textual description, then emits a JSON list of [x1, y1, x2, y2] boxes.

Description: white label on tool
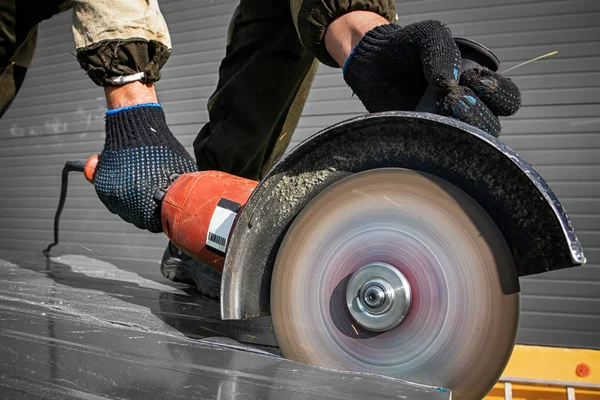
[[206, 199, 240, 255]]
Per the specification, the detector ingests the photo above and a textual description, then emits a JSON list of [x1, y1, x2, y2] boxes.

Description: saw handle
[[79, 154, 165, 205], [83, 154, 98, 183], [415, 38, 500, 114]]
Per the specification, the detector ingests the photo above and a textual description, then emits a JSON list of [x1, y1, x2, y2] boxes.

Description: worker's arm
[[289, 0, 521, 137], [322, 12, 521, 137], [71, 0, 197, 233]]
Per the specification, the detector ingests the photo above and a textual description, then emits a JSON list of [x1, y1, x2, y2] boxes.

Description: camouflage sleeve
[[71, 0, 172, 86]]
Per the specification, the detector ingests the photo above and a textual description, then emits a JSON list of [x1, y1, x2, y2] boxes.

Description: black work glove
[[343, 21, 521, 137], [94, 104, 198, 233]]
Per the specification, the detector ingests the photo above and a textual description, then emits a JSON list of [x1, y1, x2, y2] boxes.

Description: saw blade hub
[[346, 262, 412, 332]]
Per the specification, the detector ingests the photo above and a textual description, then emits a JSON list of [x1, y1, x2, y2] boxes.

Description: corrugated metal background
[[0, 0, 598, 349]]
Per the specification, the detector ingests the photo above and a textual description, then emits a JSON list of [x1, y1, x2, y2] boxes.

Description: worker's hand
[[94, 104, 198, 233], [342, 20, 521, 137]]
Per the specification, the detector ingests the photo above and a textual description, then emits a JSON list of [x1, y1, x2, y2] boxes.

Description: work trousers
[[0, 0, 396, 179]]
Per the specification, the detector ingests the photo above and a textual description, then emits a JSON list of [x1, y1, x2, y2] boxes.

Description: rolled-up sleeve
[[72, 0, 171, 86], [290, 0, 397, 68]]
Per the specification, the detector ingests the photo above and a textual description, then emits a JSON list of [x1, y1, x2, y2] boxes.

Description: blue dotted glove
[[440, 68, 521, 136], [343, 21, 521, 137], [94, 104, 198, 233]]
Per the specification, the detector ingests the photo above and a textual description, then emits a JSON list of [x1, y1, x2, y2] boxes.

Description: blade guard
[[220, 112, 586, 320]]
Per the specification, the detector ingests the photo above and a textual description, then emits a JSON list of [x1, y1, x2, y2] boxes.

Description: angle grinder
[[44, 38, 586, 400]]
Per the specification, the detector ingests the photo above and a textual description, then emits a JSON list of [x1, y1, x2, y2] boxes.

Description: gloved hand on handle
[[94, 103, 198, 233], [342, 20, 521, 137]]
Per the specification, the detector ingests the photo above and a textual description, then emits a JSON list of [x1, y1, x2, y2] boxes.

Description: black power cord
[[43, 160, 85, 256]]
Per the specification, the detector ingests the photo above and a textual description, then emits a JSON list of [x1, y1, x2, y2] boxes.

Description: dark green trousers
[[193, 0, 319, 181]]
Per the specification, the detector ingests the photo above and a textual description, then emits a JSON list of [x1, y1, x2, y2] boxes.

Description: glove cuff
[[104, 103, 184, 152], [343, 24, 399, 75]]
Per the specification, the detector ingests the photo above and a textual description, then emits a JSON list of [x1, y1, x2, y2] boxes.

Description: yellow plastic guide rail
[[486, 345, 600, 399]]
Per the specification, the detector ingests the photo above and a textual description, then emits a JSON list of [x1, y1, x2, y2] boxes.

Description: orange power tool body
[[45, 154, 258, 272]]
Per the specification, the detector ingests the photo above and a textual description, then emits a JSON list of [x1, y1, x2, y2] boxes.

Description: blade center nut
[[364, 284, 385, 307], [360, 281, 393, 314], [346, 262, 412, 332]]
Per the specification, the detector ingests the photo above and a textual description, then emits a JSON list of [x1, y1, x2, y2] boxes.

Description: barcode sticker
[[206, 199, 240, 256]]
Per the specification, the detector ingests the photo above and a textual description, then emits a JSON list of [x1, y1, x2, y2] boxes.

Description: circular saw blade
[[271, 168, 520, 399]]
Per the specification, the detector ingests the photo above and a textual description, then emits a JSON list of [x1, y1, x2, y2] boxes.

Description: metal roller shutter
[[0, 0, 598, 349]]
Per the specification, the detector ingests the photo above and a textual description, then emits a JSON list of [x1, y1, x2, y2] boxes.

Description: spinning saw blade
[[271, 168, 520, 400]]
